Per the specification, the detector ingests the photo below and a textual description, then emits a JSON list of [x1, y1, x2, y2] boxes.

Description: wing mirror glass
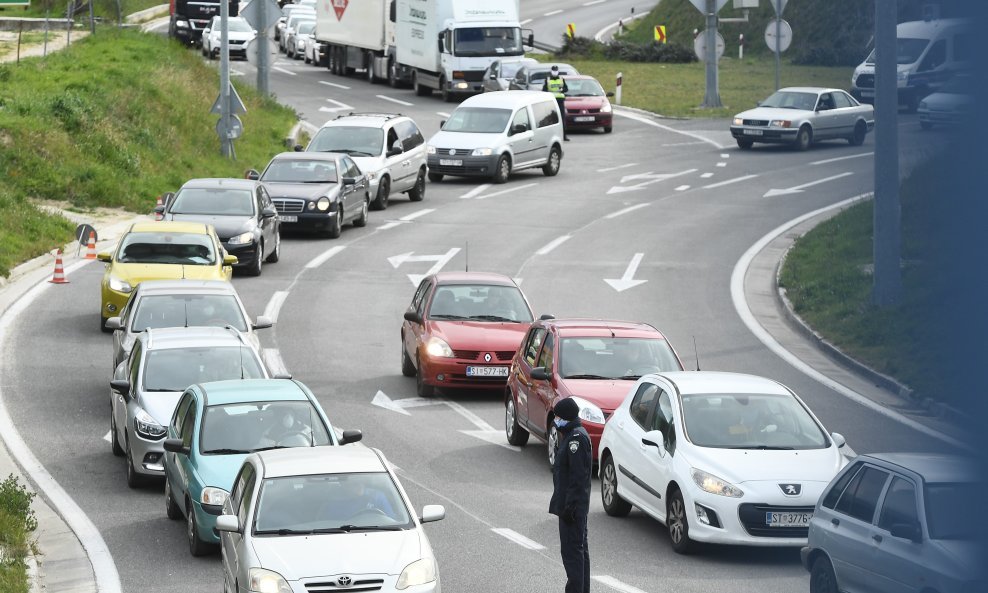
[[387, 141, 403, 157], [340, 429, 363, 445], [420, 504, 445, 523], [606, 91, 615, 97], [215, 514, 241, 533], [530, 367, 549, 381], [293, 144, 304, 152], [163, 438, 190, 455], [510, 123, 529, 136], [403, 311, 422, 324], [261, 206, 277, 218]]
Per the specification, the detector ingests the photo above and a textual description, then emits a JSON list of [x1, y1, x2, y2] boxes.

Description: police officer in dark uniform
[[549, 397, 592, 593], [542, 65, 570, 141]]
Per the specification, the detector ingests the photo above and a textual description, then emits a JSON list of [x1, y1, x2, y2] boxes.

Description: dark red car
[[401, 272, 535, 397], [563, 75, 614, 134], [504, 319, 683, 465]]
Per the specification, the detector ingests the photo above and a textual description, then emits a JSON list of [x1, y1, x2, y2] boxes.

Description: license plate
[[743, 129, 764, 136], [439, 159, 462, 166], [766, 512, 812, 527], [278, 215, 297, 223], [574, 116, 595, 122], [465, 366, 508, 377]]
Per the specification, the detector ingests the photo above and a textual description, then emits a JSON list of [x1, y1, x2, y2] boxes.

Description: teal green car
[[162, 379, 362, 556]]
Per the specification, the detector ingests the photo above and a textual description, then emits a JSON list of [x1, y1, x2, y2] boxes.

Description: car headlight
[[227, 231, 253, 245], [691, 468, 743, 498], [732, 117, 743, 125], [427, 145, 437, 154], [769, 120, 792, 128], [176, 19, 189, 28], [134, 408, 166, 440], [471, 148, 493, 156], [108, 275, 133, 294], [316, 197, 331, 211], [570, 396, 606, 424], [248, 568, 292, 593], [365, 170, 377, 181], [425, 337, 454, 358], [397, 557, 437, 589], [600, 102, 612, 113], [201, 486, 229, 506]]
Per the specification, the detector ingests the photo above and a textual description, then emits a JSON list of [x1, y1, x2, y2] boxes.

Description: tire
[[542, 146, 561, 176], [667, 488, 695, 554], [427, 172, 444, 183], [327, 208, 342, 239], [353, 199, 369, 228], [603, 125, 612, 133], [600, 454, 633, 516], [810, 556, 839, 593], [546, 420, 559, 468], [125, 439, 145, 489], [736, 138, 754, 150], [372, 176, 390, 210], [848, 121, 866, 146], [505, 395, 529, 446], [794, 126, 812, 151], [492, 155, 511, 184], [407, 168, 426, 201], [920, 121, 933, 130], [187, 500, 212, 557], [245, 244, 262, 277], [165, 479, 183, 520], [401, 341, 416, 377], [110, 408, 124, 457], [265, 232, 280, 263], [413, 72, 431, 96], [415, 355, 435, 397]]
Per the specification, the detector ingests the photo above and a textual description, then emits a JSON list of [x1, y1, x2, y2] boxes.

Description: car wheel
[[265, 232, 280, 263], [542, 146, 561, 177], [505, 395, 529, 446], [667, 488, 695, 554], [401, 341, 416, 377], [920, 121, 933, 130], [848, 121, 866, 146], [413, 72, 431, 96], [810, 556, 839, 593], [372, 176, 390, 210], [110, 407, 124, 457], [327, 208, 343, 239], [603, 125, 612, 133], [165, 479, 183, 520], [211, 48, 218, 60], [354, 199, 369, 228], [736, 138, 754, 150], [201, 44, 207, 57], [794, 125, 812, 151], [407, 168, 426, 201], [187, 500, 212, 557], [245, 243, 263, 277], [492, 154, 511, 184], [427, 171, 444, 183], [415, 355, 435, 397], [125, 439, 145, 489], [600, 454, 632, 517], [546, 420, 559, 468]]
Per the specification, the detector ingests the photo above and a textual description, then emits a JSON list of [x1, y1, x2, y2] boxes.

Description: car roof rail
[[335, 112, 402, 120]]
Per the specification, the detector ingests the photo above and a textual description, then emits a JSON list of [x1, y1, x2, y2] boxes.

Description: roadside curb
[[124, 3, 169, 24]]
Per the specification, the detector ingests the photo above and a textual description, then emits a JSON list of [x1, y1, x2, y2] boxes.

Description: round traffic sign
[[693, 30, 725, 62], [216, 114, 244, 140], [765, 18, 793, 53]]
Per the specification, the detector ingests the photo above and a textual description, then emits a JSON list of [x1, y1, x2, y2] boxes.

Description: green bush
[[557, 35, 696, 64]]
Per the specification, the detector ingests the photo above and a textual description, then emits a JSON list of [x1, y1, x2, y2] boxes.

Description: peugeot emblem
[[338, 575, 353, 586], [448, 148, 456, 156], [779, 483, 802, 496], [484, 353, 492, 362]]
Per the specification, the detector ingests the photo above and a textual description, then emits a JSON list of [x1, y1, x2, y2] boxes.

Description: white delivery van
[[850, 18, 973, 111]]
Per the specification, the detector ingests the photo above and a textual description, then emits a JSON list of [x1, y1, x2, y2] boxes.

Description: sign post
[[872, 0, 901, 305], [688, 0, 728, 109], [242, 0, 282, 97]]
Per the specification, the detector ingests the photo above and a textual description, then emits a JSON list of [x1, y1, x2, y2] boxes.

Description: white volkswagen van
[[850, 18, 973, 111], [426, 91, 564, 184]]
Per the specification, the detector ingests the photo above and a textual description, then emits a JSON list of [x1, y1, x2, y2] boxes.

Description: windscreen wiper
[[256, 528, 314, 535], [729, 445, 795, 450], [337, 525, 403, 532], [251, 445, 292, 452], [202, 448, 252, 454], [469, 315, 516, 322], [562, 374, 611, 380]]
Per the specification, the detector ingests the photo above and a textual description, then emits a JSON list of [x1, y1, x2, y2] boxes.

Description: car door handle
[[872, 534, 883, 543], [831, 518, 840, 527]]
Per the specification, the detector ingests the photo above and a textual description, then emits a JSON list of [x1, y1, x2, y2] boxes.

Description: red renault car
[[563, 75, 614, 134], [401, 272, 535, 397], [505, 319, 683, 465]]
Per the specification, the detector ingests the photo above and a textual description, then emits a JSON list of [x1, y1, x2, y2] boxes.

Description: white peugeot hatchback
[[216, 446, 445, 593], [598, 371, 849, 554]]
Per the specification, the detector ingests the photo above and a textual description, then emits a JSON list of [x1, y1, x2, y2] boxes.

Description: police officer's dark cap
[[554, 397, 580, 421]]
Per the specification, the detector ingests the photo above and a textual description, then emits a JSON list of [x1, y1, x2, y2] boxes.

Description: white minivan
[[426, 91, 564, 184], [850, 18, 973, 111]]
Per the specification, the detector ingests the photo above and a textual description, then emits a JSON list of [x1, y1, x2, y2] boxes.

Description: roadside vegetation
[[0, 474, 38, 593], [0, 0, 162, 21], [0, 27, 299, 277]]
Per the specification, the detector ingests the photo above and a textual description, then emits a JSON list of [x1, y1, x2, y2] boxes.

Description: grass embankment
[[0, 475, 38, 593], [0, 32, 46, 59], [0, 27, 299, 277], [0, 0, 163, 21]]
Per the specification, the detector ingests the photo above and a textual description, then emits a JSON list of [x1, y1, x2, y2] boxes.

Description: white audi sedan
[[598, 371, 849, 554], [216, 447, 445, 593]]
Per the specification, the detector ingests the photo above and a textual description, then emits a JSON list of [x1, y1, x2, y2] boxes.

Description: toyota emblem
[[337, 576, 353, 586], [448, 148, 456, 156], [484, 353, 492, 362]]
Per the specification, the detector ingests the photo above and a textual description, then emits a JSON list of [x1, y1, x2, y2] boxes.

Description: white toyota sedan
[[598, 371, 849, 554], [216, 446, 445, 593]]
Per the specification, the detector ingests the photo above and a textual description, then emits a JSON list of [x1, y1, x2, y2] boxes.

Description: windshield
[[865, 37, 929, 65], [454, 27, 523, 57], [200, 400, 332, 453], [758, 91, 819, 111], [261, 159, 338, 183], [559, 337, 681, 379], [925, 482, 980, 539], [564, 78, 605, 97], [116, 232, 217, 265], [142, 346, 264, 392], [132, 294, 247, 332], [681, 393, 829, 449], [428, 284, 533, 323], [307, 126, 383, 157], [442, 107, 512, 134], [227, 18, 253, 33], [254, 472, 412, 534], [169, 188, 254, 216]]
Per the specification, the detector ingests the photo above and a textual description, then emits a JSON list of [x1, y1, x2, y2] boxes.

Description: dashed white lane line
[[263, 348, 290, 377], [604, 203, 649, 219], [319, 80, 350, 90], [716, 162, 727, 167], [544, 9, 563, 16], [437, 111, 451, 118], [720, 153, 730, 158], [377, 94, 414, 106], [304, 245, 346, 269], [520, 18, 533, 25], [263, 290, 290, 323], [597, 162, 638, 173], [593, 575, 650, 593], [459, 184, 491, 200], [701, 172, 714, 178], [491, 528, 546, 550], [583, 0, 606, 5], [378, 221, 402, 230], [536, 235, 571, 255], [400, 208, 435, 221], [273, 66, 296, 76], [475, 182, 538, 200], [675, 185, 690, 191], [703, 174, 758, 189], [812, 152, 873, 165], [443, 399, 496, 431]]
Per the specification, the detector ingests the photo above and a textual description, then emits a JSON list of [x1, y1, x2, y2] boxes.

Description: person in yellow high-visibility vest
[[542, 65, 570, 141]]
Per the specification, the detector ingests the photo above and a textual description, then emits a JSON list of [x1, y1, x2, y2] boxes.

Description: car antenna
[[692, 336, 700, 371], [465, 241, 469, 272], [240, 345, 245, 380]]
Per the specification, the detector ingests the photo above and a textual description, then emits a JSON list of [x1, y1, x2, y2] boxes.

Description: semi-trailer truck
[[168, 0, 239, 47], [314, 0, 412, 85]]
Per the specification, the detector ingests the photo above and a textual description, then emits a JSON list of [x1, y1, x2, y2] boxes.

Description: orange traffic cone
[[50, 249, 69, 284], [84, 231, 97, 260]]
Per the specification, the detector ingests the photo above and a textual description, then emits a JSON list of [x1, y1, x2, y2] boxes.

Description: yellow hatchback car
[[98, 221, 237, 331]]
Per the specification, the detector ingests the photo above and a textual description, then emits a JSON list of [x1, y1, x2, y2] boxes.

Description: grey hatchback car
[[802, 453, 983, 593]]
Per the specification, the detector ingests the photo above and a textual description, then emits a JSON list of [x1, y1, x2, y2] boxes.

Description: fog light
[[694, 503, 721, 528], [454, 82, 468, 90], [436, 374, 445, 382]]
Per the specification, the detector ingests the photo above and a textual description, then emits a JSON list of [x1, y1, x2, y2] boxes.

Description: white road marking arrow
[[607, 169, 697, 194], [388, 248, 460, 286], [319, 98, 353, 113], [604, 253, 647, 292], [763, 172, 854, 197], [371, 390, 445, 416]]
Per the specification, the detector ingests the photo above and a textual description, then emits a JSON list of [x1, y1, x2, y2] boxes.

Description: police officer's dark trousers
[[556, 98, 568, 137], [558, 513, 590, 593]]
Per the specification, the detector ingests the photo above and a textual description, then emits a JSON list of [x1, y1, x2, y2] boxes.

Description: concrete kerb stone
[[124, 3, 169, 24]]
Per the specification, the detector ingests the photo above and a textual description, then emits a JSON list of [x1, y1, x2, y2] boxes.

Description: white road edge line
[[520, 18, 533, 25], [593, 9, 649, 42], [263, 348, 290, 378], [491, 528, 546, 550], [597, 162, 638, 173], [812, 152, 873, 165], [273, 66, 296, 76], [400, 208, 435, 221], [319, 80, 351, 90], [703, 174, 758, 189], [544, 9, 563, 16], [730, 193, 966, 450], [263, 290, 290, 323], [614, 109, 724, 149], [459, 184, 491, 200], [536, 235, 571, 255], [475, 182, 538, 200], [592, 575, 651, 593], [376, 94, 414, 107], [305, 245, 346, 269], [605, 203, 649, 219], [0, 259, 123, 593], [789, 172, 854, 191], [378, 221, 402, 230]]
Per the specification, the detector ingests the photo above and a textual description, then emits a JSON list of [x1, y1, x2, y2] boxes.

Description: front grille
[[856, 73, 875, 89], [461, 70, 485, 82], [495, 351, 515, 361], [451, 350, 516, 361], [738, 504, 814, 538], [305, 578, 384, 592], [273, 198, 305, 213], [435, 147, 467, 157], [453, 349, 480, 360], [743, 119, 769, 126]]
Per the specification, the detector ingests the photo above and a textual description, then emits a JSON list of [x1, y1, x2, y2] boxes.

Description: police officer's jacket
[[549, 420, 592, 516]]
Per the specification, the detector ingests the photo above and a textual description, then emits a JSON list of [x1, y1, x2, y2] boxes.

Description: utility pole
[[256, 4, 270, 96], [872, 0, 901, 305], [774, 0, 781, 90], [219, 0, 233, 158], [702, 0, 721, 108]]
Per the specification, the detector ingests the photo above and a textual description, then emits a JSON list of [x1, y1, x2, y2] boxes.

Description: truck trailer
[[314, 0, 412, 87]]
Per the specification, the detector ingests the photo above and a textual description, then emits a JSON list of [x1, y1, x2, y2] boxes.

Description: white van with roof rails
[[850, 18, 973, 112]]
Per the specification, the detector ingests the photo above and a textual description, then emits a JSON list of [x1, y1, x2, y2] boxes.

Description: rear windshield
[[169, 188, 254, 216], [307, 126, 383, 157], [262, 160, 338, 183], [143, 346, 264, 392], [132, 294, 247, 332]]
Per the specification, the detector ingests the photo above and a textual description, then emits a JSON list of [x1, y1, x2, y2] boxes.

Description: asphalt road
[[1, 4, 962, 593]]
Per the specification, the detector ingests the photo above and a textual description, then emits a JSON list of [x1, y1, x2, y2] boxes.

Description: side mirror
[[342, 177, 356, 185], [403, 310, 422, 324], [539, 313, 555, 321], [245, 169, 260, 180], [439, 120, 446, 129], [340, 429, 363, 445], [890, 523, 922, 543], [419, 504, 445, 524], [97, 251, 112, 262], [293, 144, 303, 152], [387, 141, 403, 157], [105, 317, 123, 331], [215, 514, 241, 534], [261, 206, 277, 218], [223, 254, 239, 266], [489, 72, 497, 80], [530, 367, 549, 381], [606, 91, 615, 97], [253, 315, 273, 330], [527, 32, 534, 46], [641, 429, 667, 457], [510, 124, 528, 136], [831, 432, 846, 448], [110, 379, 130, 396], [163, 438, 190, 455]]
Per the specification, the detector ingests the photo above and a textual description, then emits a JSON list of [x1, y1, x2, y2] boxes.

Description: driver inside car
[[321, 476, 397, 523], [261, 404, 312, 445]]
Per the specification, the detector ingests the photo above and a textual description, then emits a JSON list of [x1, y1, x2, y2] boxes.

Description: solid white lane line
[[437, 111, 451, 117], [660, 141, 706, 147], [675, 185, 690, 191], [701, 172, 714, 178], [491, 528, 546, 550], [273, 66, 296, 76], [304, 245, 346, 269], [730, 193, 965, 450], [593, 576, 650, 593], [400, 208, 435, 221], [536, 235, 571, 255], [319, 80, 351, 90], [263, 348, 290, 377], [604, 203, 649, 219], [597, 162, 638, 173], [544, 9, 563, 16], [520, 18, 533, 25], [263, 290, 290, 323], [378, 221, 402, 230], [443, 399, 496, 431], [812, 152, 873, 165], [614, 109, 724, 149], [703, 174, 758, 189], [475, 182, 538, 200], [459, 184, 491, 200], [376, 94, 414, 106], [716, 162, 727, 167]]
